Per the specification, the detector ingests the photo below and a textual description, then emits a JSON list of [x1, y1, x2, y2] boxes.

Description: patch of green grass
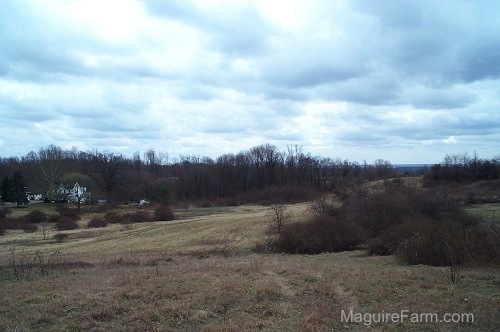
[[7, 202, 57, 218], [465, 203, 500, 224]]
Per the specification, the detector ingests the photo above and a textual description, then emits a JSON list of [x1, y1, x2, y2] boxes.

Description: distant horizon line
[[0, 144, 491, 166]]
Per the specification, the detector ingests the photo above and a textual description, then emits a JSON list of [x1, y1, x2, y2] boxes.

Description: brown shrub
[[48, 214, 64, 223], [467, 223, 500, 263], [24, 210, 47, 223], [53, 233, 68, 243], [0, 206, 11, 218], [367, 221, 426, 256], [23, 223, 38, 233], [225, 198, 239, 207], [55, 217, 79, 231], [197, 200, 212, 208], [56, 206, 81, 220], [1, 217, 24, 230], [125, 210, 153, 223], [87, 218, 108, 228], [272, 215, 367, 254], [395, 221, 468, 266], [1, 216, 38, 232], [104, 211, 127, 224], [154, 205, 175, 221], [80, 204, 115, 213]]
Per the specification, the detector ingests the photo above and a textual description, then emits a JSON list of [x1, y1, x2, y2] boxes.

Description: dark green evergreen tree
[[1, 176, 12, 203], [10, 172, 29, 207]]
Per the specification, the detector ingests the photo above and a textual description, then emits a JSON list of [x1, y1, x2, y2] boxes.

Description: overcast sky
[[1, 0, 499, 163]]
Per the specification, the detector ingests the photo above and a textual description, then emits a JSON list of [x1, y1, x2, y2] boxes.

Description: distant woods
[[0, 144, 498, 204], [426, 152, 500, 182]]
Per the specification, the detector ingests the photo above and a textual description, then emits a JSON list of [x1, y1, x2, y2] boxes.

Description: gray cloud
[[0, 0, 499, 163]]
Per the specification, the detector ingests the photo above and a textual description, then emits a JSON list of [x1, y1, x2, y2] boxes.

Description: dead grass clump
[[202, 321, 243, 332], [53, 260, 93, 269], [215, 278, 245, 313], [108, 257, 142, 266], [162, 301, 191, 321], [189, 309, 210, 323], [90, 305, 126, 322], [143, 255, 174, 266], [189, 245, 233, 259], [255, 279, 283, 301], [301, 303, 334, 332]]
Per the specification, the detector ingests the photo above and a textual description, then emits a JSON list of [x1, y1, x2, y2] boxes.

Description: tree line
[[426, 152, 500, 182], [0, 144, 398, 204]]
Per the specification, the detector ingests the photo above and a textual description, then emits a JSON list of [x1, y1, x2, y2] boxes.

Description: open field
[[5, 202, 57, 218], [465, 203, 500, 224], [0, 202, 499, 331]]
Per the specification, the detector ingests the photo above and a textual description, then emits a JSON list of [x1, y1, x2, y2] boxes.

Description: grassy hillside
[[0, 202, 499, 331]]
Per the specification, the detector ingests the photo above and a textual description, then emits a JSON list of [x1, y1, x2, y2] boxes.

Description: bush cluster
[[154, 205, 175, 221], [0, 206, 12, 218], [104, 211, 126, 224], [272, 215, 366, 254], [56, 206, 81, 220], [80, 204, 116, 213], [53, 233, 68, 243], [24, 210, 47, 223], [266, 179, 499, 266], [0, 216, 39, 233], [87, 218, 108, 228], [125, 211, 153, 223], [53, 216, 79, 231], [104, 210, 157, 224]]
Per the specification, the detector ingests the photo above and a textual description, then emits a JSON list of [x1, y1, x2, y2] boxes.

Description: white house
[[56, 182, 90, 205]]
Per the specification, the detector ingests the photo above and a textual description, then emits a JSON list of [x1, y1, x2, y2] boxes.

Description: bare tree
[[310, 195, 338, 216], [26, 145, 64, 201], [268, 203, 290, 234], [88, 151, 126, 203], [41, 222, 50, 240]]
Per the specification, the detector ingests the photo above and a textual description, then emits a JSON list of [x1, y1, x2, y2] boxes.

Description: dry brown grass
[[0, 252, 498, 331], [0, 202, 498, 331]]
